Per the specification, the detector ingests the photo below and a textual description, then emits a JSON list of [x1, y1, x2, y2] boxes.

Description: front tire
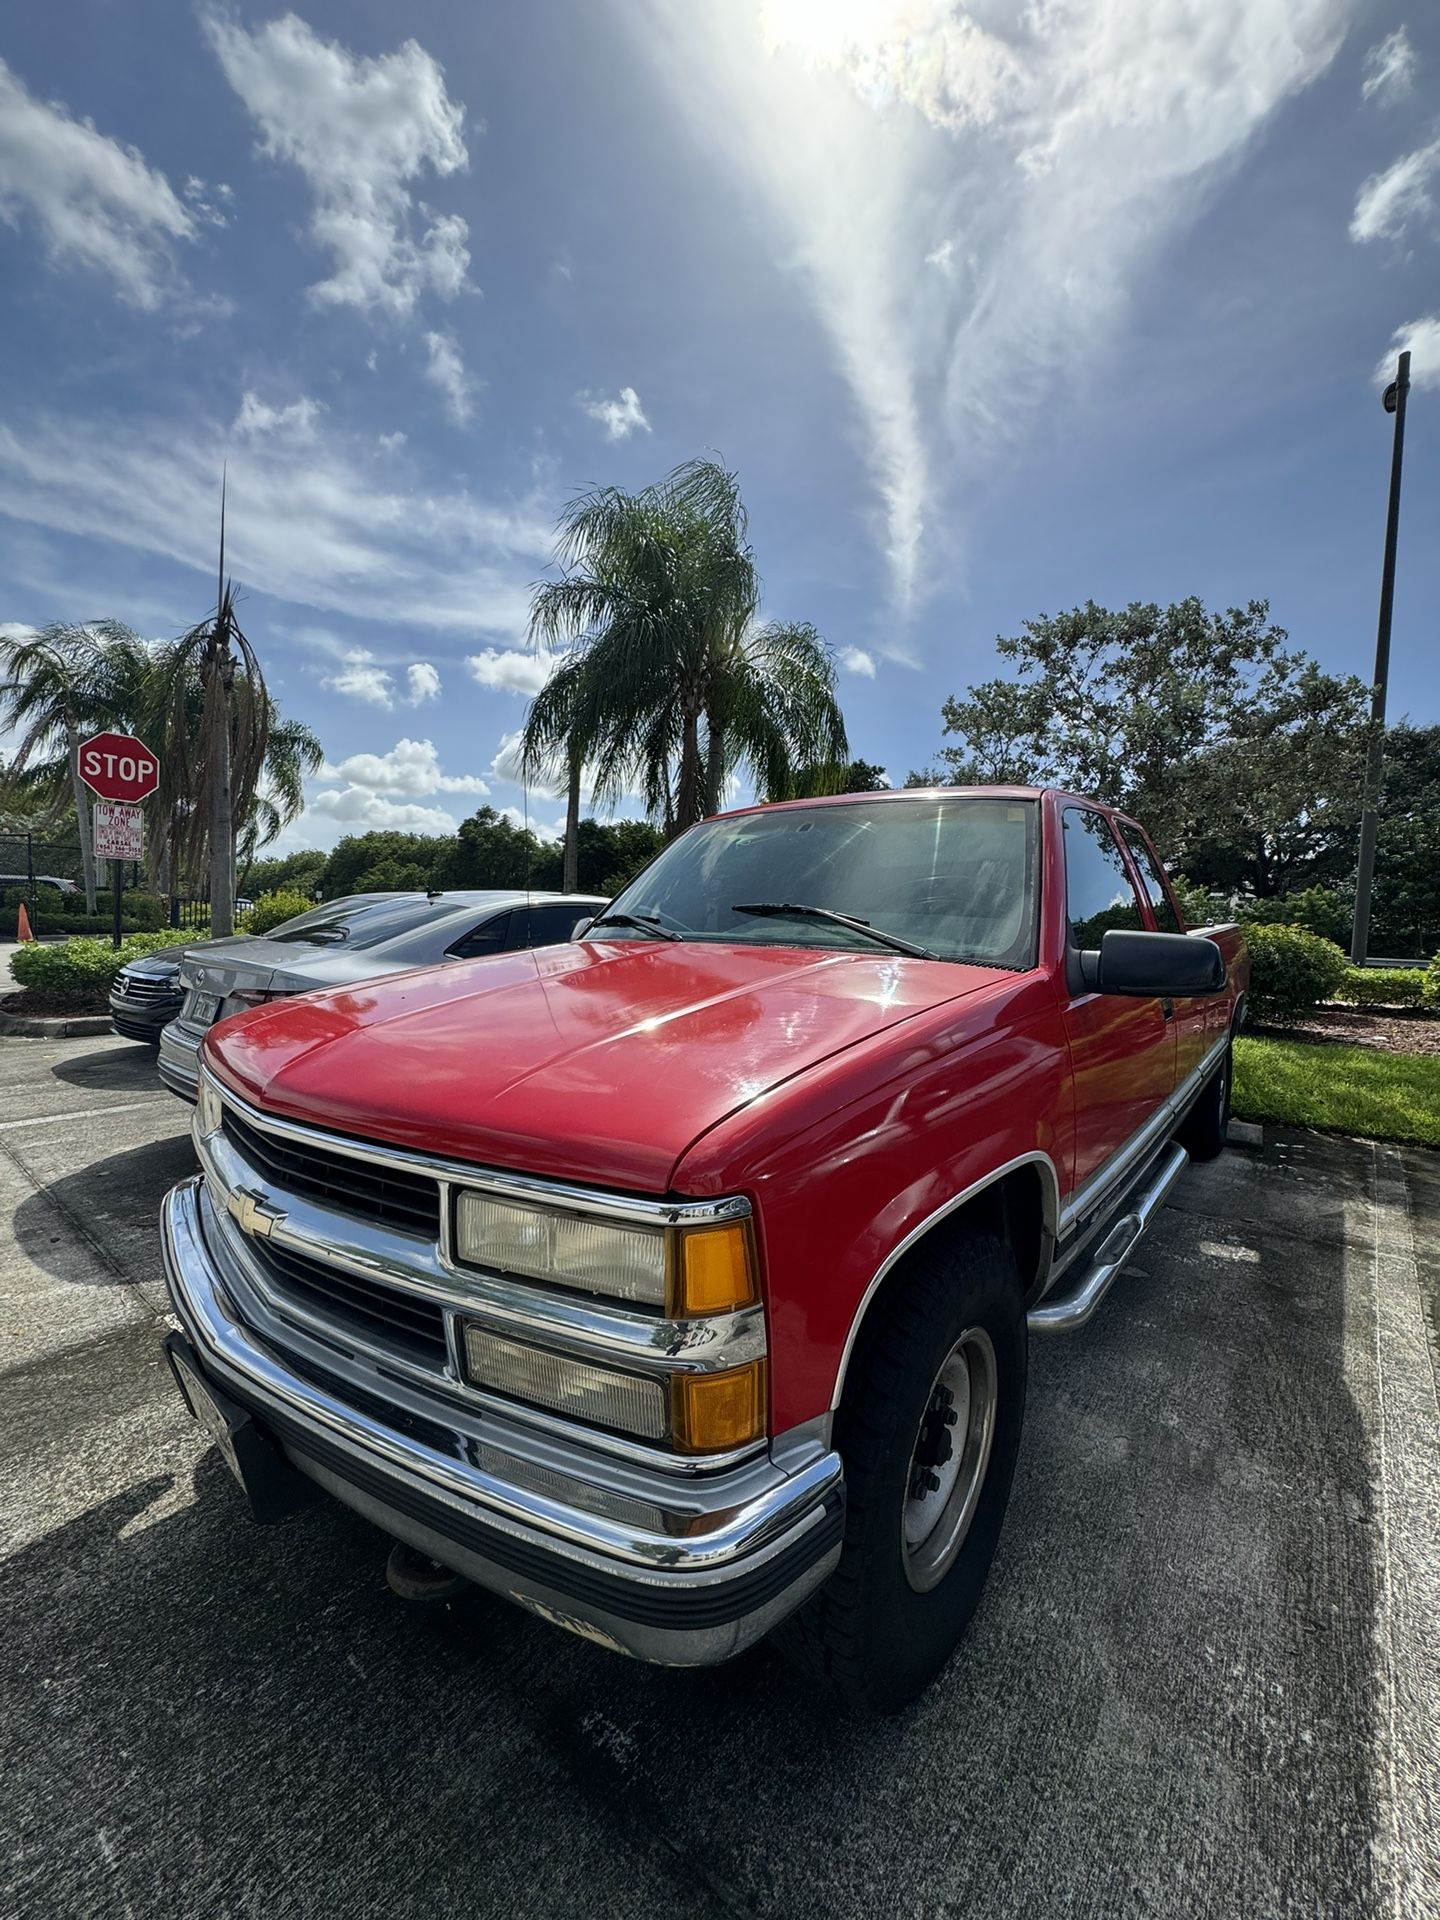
[[785, 1231, 1026, 1713], [1177, 1039, 1232, 1162]]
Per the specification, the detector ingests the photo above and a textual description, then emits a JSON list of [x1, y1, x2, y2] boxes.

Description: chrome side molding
[[1027, 1142, 1189, 1335]]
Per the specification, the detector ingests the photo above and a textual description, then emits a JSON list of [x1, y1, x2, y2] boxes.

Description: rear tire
[[784, 1231, 1026, 1713], [1177, 1039, 1232, 1162]]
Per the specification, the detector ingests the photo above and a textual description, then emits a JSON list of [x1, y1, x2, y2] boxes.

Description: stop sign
[[78, 731, 160, 804]]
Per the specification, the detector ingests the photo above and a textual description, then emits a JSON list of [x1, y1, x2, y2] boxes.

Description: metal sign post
[[92, 796, 149, 951]]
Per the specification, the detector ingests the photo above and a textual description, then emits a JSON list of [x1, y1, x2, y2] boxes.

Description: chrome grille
[[222, 1106, 441, 1239], [260, 1239, 447, 1360], [115, 968, 181, 1003]]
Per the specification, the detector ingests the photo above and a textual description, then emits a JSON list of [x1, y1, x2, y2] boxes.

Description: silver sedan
[[158, 889, 606, 1103]]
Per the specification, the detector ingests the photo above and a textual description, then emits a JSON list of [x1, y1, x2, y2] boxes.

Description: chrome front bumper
[[161, 1177, 844, 1665], [157, 1023, 202, 1102]]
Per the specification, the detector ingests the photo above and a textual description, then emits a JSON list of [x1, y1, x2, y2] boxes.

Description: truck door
[[1116, 821, 1210, 1089], [1060, 807, 1177, 1192]]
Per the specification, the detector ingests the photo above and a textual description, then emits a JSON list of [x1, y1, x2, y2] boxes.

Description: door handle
[[1160, 998, 1174, 1021]]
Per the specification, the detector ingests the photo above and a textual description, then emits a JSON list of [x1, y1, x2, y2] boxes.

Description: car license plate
[[168, 1344, 249, 1491], [190, 991, 221, 1025]]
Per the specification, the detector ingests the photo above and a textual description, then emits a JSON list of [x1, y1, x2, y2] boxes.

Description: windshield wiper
[[588, 912, 683, 942], [731, 902, 937, 961]]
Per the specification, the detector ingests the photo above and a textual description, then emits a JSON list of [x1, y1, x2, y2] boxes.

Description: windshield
[[263, 895, 469, 950], [602, 797, 1039, 968]]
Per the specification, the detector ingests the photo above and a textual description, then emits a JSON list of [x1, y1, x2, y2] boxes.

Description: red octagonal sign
[[78, 731, 160, 804]]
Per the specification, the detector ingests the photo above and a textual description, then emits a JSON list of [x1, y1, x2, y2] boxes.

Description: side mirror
[[1088, 929, 1227, 997], [569, 917, 595, 941]]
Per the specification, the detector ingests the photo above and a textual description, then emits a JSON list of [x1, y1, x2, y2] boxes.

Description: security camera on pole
[[78, 731, 160, 950]]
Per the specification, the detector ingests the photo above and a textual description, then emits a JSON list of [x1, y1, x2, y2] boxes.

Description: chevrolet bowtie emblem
[[227, 1188, 285, 1239]]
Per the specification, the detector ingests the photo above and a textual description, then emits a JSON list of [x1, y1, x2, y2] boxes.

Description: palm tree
[[0, 620, 151, 911], [157, 588, 320, 933], [522, 458, 848, 874]]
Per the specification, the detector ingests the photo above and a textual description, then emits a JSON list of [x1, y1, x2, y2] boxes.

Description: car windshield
[[602, 796, 1039, 968], [264, 896, 475, 951]]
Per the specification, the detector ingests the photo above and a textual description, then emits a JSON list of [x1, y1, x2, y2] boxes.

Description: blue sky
[[1, 1, 1437, 852]]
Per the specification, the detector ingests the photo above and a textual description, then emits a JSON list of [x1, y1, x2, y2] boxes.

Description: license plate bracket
[[163, 1333, 316, 1524], [190, 992, 221, 1025]]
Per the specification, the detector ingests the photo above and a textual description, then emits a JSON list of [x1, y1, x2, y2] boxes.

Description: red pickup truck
[[161, 788, 1246, 1710]]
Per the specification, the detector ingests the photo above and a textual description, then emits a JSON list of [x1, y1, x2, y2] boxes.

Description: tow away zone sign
[[93, 801, 144, 863]]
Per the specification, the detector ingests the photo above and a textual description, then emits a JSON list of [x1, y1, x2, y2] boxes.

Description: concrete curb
[[0, 1012, 112, 1039]]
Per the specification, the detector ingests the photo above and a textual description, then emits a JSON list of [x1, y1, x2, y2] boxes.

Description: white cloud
[[1377, 314, 1440, 391], [203, 12, 470, 317], [423, 329, 474, 422], [839, 645, 876, 677], [1361, 28, 1416, 105], [1351, 138, 1440, 244], [406, 661, 441, 703], [183, 175, 232, 228], [467, 647, 554, 695], [0, 401, 553, 635], [233, 391, 324, 441], [637, 0, 1350, 618], [318, 736, 488, 797], [308, 788, 461, 835], [378, 429, 407, 451], [0, 57, 196, 307], [579, 386, 650, 439], [323, 649, 395, 706]]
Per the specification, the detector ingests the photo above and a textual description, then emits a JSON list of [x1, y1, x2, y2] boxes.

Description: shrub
[[9, 930, 192, 1005], [245, 889, 316, 935], [1425, 950, 1440, 1008], [1336, 966, 1427, 1009], [1239, 887, 1351, 946], [1243, 923, 1348, 1025]]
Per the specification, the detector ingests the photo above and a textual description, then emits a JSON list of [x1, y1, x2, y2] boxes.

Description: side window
[[531, 904, 591, 945], [449, 911, 510, 959], [1119, 827, 1182, 934], [1063, 809, 1147, 950]]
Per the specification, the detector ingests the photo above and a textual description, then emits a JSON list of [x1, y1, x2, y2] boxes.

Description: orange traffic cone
[[16, 901, 34, 942]]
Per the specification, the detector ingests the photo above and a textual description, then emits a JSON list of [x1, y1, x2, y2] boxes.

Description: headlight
[[195, 1075, 222, 1138], [452, 1192, 757, 1316], [460, 1324, 766, 1454]]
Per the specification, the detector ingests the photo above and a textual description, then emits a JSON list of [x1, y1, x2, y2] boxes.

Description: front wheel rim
[[901, 1327, 998, 1593]]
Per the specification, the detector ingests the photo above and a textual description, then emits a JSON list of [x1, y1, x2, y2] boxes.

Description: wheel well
[[832, 1161, 1053, 1414]]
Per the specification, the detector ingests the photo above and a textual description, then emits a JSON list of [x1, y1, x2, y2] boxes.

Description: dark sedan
[[109, 949, 187, 1045]]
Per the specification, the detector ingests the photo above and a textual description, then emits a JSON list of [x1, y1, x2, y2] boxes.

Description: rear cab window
[[1061, 808, 1148, 961], [1117, 824, 1182, 934]]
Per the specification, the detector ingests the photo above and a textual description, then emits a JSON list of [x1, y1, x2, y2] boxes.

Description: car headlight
[[195, 1075, 222, 1138], [460, 1324, 766, 1453], [452, 1191, 757, 1316]]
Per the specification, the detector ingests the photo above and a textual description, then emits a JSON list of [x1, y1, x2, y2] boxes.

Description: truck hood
[[203, 939, 1002, 1193]]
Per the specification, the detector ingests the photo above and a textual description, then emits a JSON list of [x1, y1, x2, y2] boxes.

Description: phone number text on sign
[[94, 801, 144, 863]]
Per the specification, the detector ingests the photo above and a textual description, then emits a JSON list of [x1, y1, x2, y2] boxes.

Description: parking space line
[[0, 1097, 173, 1132]]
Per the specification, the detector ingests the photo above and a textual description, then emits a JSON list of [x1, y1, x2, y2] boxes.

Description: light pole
[[1350, 349, 1410, 966]]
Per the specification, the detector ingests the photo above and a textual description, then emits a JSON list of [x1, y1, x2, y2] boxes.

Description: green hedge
[[1426, 950, 1440, 1007], [245, 889, 315, 935], [1244, 924, 1348, 1024], [9, 931, 192, 1005], [0, 885, 168, 939], [1335, 966, 1428, 1009]]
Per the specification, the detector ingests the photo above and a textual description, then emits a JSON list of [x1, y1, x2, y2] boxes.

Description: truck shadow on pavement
[[12, 1135, 195, 1289], [2, 1137, 1392, 1920]]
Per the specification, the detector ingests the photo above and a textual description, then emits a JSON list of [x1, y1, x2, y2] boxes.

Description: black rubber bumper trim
[[176, 1339, 844, 1633]]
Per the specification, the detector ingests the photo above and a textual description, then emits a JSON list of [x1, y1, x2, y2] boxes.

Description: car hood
[[203, 939, 1002, 1193]]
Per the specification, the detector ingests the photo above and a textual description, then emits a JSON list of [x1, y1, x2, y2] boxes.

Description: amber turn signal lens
[[670, 1360, 767, 1454], [675, 1221, 757, 1316]]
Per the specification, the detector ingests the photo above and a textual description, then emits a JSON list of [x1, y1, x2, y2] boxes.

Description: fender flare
[[828, 1149, 1061, 1412]]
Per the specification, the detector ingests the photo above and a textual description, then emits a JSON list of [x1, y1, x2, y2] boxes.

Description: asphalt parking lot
[[2, 1032, 1437, 1920]]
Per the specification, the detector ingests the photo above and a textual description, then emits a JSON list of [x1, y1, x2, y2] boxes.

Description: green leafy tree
[[784, 758, 890, 799], [923, 598, 1370, 897]]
